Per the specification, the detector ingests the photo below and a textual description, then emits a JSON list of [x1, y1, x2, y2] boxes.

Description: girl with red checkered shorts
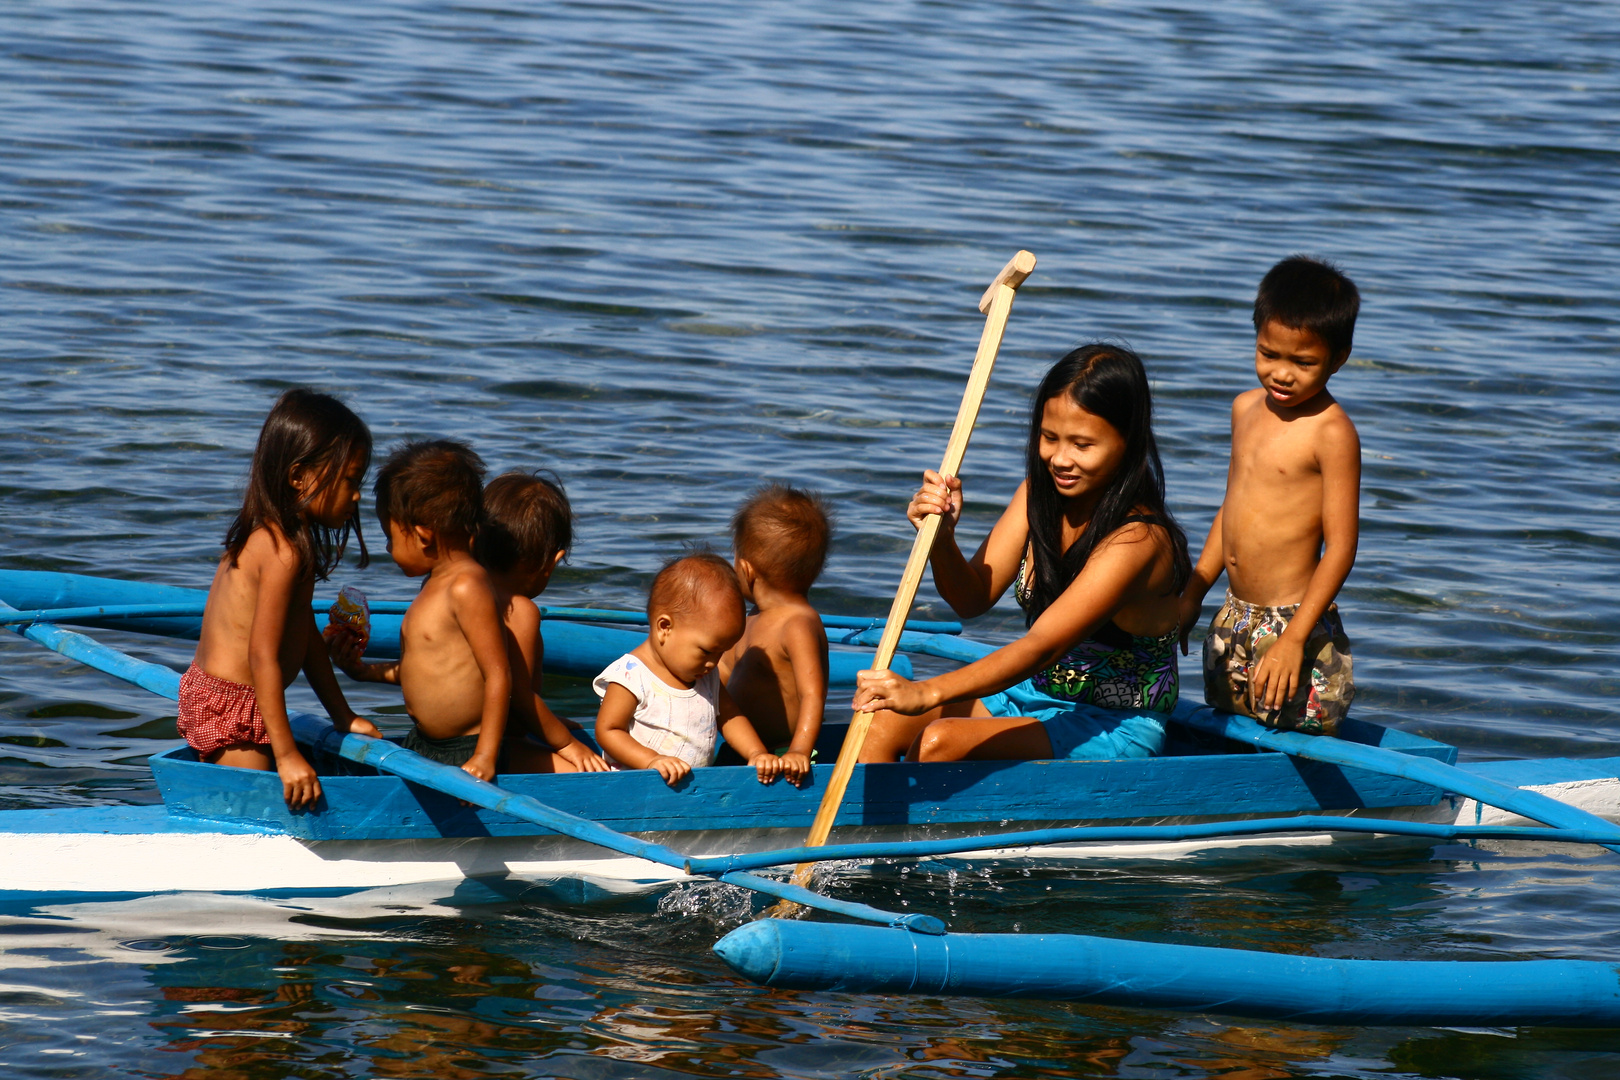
[[182, 389, 382, 808]]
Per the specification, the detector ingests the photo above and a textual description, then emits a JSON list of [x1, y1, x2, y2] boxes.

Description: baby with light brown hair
[[592, 553, 781, 787]]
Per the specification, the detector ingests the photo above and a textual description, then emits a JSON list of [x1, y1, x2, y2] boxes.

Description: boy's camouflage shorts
[[1201, 591, 1354, 736]]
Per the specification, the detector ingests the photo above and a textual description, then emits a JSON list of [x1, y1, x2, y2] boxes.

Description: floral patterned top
[[1014, 551, 1179, 713]]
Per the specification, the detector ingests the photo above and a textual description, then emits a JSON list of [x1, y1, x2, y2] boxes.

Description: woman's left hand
[[854, 669, 936, 716]]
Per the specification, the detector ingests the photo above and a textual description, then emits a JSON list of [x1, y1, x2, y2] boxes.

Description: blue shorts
[[978, 679, 1167, 760]]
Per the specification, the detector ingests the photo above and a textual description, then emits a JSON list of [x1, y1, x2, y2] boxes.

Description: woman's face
[[1038, 393, 1127, 502]]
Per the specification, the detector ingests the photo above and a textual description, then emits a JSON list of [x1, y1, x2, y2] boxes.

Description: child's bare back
[[397, 554, 504, 741], [718, 484, 833, 785], [724, 598, 828, 750], [195, 526, 318, 691]]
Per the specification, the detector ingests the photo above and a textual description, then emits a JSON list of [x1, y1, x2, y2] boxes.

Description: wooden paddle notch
[[772, 250, 1036, 911]]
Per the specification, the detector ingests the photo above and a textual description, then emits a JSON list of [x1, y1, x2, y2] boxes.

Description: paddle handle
[[788, 251, 1035, 888], [978, 249, 1037, 315]]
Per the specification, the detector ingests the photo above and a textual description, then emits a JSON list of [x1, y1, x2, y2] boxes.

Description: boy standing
[[331, 440, 512, 778], [1179, 256, 1361, 735], [718, 485, 832, 787]]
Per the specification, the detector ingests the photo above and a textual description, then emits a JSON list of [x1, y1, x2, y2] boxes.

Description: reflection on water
[[3, 0, 1620, 1074], [5, 845, 1620, 1076]]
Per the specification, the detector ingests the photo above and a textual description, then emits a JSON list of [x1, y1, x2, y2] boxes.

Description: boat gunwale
[[145, 712, 1458, 841]]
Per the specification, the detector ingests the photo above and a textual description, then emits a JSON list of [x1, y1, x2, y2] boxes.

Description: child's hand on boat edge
[[777, 751, 812, 787], [278, 753, 323, 810], [332, 712, 381, 740], [648, 755, 692, 786]]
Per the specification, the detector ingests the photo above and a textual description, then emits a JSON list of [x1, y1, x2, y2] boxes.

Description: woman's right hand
[[854, 668, 939, 716], [907, 469, 962, 532]]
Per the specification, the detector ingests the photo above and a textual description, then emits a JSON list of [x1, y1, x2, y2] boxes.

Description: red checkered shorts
[[177, 663, 270, 756]]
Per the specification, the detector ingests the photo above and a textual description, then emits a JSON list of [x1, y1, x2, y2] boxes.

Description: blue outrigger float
[[6, 567, 1620, 1028]]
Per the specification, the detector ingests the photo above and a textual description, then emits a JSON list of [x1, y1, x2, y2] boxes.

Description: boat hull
[[147, 711, 1458, 840], [6, 567, 1618, 904], [5, 754, 1617, 902]]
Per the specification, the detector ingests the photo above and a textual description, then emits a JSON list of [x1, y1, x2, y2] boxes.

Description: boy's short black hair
[[476, 471, 574, 574], [647, 551, 743, 622], [374, 439, 486, 539], [731, 484, 833, 595], [1253, 255, 1360, 360]]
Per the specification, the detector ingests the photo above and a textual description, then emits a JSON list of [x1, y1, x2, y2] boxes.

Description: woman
[[855, 343, 1189, 762]]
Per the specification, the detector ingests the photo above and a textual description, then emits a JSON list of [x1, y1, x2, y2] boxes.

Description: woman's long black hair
[[223, 388, 372, 581], [1022, 343, 1189, 626]]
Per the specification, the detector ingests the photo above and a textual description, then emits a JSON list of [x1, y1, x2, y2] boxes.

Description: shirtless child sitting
[[718, 484, 831, 787], [593, 553, 782, 787], [330, 440, 512, 778], [1179, 255, 1361, 735], [475, 470, 607, 773]]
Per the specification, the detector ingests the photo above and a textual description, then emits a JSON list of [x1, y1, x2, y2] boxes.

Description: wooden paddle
[[776, 250, 1036, 905]]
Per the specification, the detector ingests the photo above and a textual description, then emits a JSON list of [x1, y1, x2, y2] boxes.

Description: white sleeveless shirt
[[591, 653, 719, 769]]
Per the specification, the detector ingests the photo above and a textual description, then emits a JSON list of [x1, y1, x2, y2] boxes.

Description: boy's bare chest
[[1230, 412, 1321, 485], [399, 593, 474, 660]]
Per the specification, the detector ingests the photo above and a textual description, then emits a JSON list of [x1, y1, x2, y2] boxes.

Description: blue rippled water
[[3, 1, 1619, 1075]]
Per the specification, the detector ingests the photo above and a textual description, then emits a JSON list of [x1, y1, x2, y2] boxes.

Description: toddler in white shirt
[[593, 553, 782, 787]]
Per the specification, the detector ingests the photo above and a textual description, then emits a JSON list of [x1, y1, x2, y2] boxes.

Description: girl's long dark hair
[[224, 388, 372, 581], [1023, 344, 1189, 626]]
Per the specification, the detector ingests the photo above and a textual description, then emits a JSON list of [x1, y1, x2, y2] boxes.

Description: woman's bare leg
[[858, 700, 977, 763], [913, 714, 1054, 762]]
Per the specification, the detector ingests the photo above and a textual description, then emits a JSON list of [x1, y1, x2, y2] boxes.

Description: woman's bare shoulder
[[1099, 511, 1167, 547], [1092, 514, 1177, 574]]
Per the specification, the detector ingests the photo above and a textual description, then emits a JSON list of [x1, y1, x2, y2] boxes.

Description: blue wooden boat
[[5, 570, 1617, 900], [6, 568, 1620, 1026]]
